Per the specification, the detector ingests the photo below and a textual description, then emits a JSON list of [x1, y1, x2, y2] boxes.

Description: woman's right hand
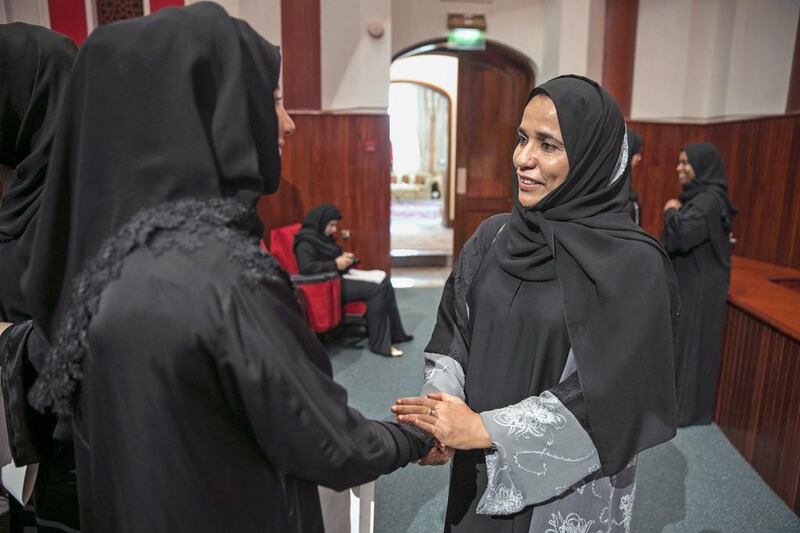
[[418, 441, 453, 466], [335, 252, 355, 271]]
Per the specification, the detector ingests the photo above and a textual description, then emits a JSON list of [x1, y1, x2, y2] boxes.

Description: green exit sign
[[447, 28, 486, 50]]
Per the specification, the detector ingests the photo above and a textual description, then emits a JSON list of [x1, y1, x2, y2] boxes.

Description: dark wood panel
[[48, 0, 89, 46], [716, 303, 800, 514], [453, 44, 534, 258], [628, 114, 800, 269], [96, 0, 143, 25], [280, 0, 321, 110], [150, 0, 184, 12], [602, 0, 639, 117], [787, 9, 800, 112], [257, 113, 391, 273]]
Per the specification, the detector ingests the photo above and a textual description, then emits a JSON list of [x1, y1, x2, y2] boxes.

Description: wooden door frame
[[389, 79, 453, 228], [393, 38, 537, 79], [395, 39, 536, 258]]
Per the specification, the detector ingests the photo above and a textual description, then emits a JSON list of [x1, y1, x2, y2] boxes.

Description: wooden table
[[715, 256, 800, 514]]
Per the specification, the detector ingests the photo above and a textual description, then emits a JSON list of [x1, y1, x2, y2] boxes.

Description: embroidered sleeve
[[476, 390, 600, 515]]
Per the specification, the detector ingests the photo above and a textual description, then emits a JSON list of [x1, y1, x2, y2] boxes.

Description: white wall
[[186, 0, 281, 43], [391, 0, 607, 84], [632, 0, 799, 119], [321, 0, 391, 111], [2, 0, 50, 27], [724, 0, 799, 116]]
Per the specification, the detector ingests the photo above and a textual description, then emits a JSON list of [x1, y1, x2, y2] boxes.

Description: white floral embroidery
[[514, 447, 597, 476], [616, 482, 636, 533], [545, 512, 596, 533], [476, 447, 524, 515], [493, 395, 567, 440]]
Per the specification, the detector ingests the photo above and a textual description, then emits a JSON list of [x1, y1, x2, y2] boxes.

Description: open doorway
[[388, 54, 458, 285]]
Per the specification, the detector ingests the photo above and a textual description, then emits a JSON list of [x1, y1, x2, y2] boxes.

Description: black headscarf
[[627, 128, 643, 156], [497, 75, 679, 475], [0, 23, 76, 241], [676, 143, 736, 267], [23, 2, 283, 339], [293, 203, 343, 260]]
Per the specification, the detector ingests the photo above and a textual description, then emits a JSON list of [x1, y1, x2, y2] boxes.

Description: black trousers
[[341, 278, 408, 356]]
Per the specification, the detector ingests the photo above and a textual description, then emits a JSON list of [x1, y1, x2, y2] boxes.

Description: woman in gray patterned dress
[[393, 75, 679, 533]]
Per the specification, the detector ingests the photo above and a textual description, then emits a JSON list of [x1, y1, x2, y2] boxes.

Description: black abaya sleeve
[[295, 241, 338, 275], [662, 193, 717, 254], [211, 274, 427, 491], [0, 321, 55, 464]]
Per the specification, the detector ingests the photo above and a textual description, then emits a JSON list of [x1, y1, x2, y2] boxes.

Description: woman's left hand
[[664, 198, 682, 211], [391, 392, 492, 450]]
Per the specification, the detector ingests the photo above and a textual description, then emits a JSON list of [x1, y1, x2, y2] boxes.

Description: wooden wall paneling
[[716, 304, 800, 514], [280, 0, 321, 110], [257, 113, 391, 273], [602, 0, 639, 117], [150, 0, 183, 13], [628, 114, 800, 269], [48, 0, 89, 45], [95, 0, 143, 25]]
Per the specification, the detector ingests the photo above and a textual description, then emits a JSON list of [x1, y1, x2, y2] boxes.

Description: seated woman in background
[[662, 143, 736, 427], [294, 203, 412, 357]]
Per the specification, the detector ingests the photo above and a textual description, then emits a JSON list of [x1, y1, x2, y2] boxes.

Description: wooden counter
[[715, 256, 800, 514]]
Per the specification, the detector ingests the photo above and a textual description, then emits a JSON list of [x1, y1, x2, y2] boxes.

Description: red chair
[[266, 224, 366, 333]]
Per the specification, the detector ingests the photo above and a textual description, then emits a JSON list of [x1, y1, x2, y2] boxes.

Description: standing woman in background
[[0, 23, 80, 532], [662, 143, 736, 427]]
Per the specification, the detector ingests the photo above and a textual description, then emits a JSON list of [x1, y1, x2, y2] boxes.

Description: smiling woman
[[392, 75, 679, 532], [514, 95, 570, 207]]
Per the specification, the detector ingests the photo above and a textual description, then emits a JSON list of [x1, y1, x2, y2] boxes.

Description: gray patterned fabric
[[420, 352, 637, 532]]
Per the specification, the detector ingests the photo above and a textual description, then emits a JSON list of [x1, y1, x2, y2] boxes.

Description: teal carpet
[[327, 288, 800, 533]]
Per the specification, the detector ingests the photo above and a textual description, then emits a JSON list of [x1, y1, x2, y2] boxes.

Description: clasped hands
[[390, 392, 492, 466], [335, 252, 355, 271]]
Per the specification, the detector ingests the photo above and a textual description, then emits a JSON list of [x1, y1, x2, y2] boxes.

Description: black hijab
[[293, 203, 343, 260], [678, 143, 736, 266], [23, 2, 283, 340], [497, 75, 679, 475], [0, 23, 76, 241]]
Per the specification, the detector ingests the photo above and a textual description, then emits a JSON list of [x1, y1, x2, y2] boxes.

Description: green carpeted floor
[[327, 287, 800, 533]]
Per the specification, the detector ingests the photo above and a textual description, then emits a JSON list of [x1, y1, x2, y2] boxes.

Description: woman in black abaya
[[0, 23, 79, 532], [17, 4, 427, 531], [0, 23, 75, 322], [294, 203, 412, 357], [662, 143, 735, 427], [393, 76, 679, 532]]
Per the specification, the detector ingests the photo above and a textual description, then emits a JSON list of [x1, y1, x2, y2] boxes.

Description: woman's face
[[274, 88, 295, 155], [324, 219, 340, 236], [676, 151, 695, 185], [513, 95, 570, 208]]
